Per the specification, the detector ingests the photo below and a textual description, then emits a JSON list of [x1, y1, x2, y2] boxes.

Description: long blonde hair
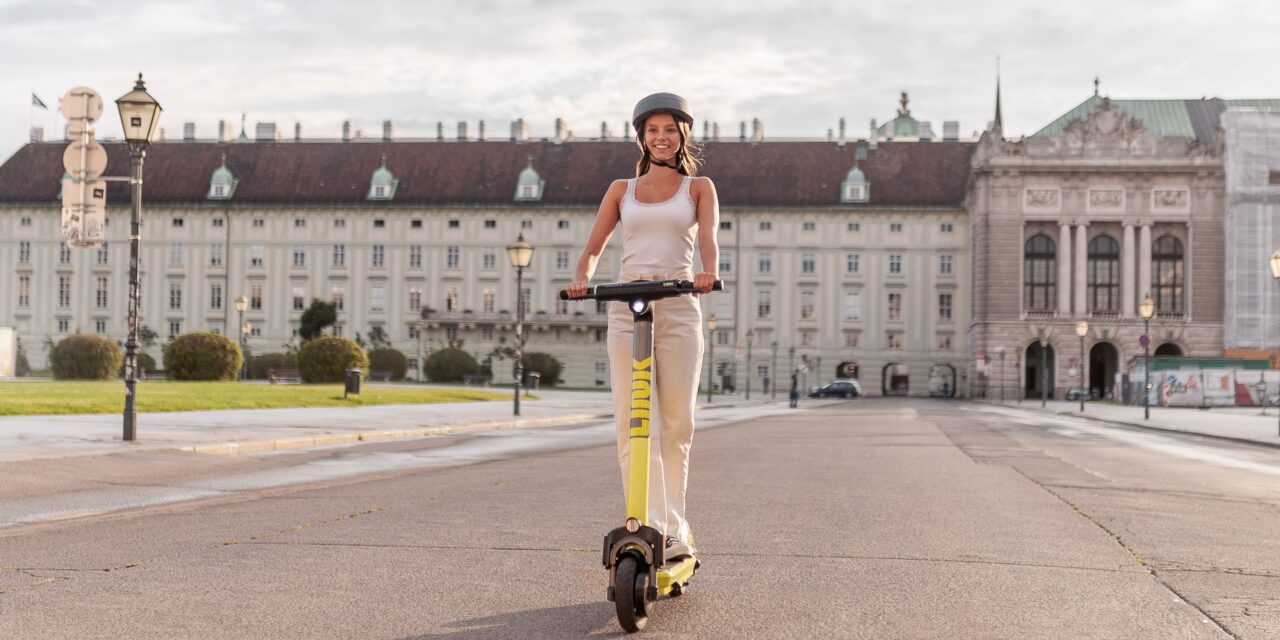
[[635, 115, 702, 177]]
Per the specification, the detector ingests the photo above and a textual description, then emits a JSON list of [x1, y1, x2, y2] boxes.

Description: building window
[[292, 285, 305, 311], [96, 244, 109, 265], [19, 241, 30, 264], [521, 219, 533, 230], [556, 250, 570, 271], [210, 243, 223, 267], [409, 245, 422, 268], [57, 318, 70, 333], [887, 292, 902, 321], [888, 254, 902, 274], [253, 218, 264, 228], [719, 251, 733, 274], [800, 290, 815, 320], [250, 283, 263, 310], [483, 248, 497, 270], [848, 222, 860, 232], [331, 287, 345, 311], [169, 321, 182, 338], [556, 298, 568, 315], [20, 216, 31, 226], [887, 333, 902, 349], [372, 245, 385, 268], [169, 242, 184, 267], [411, 219, 423, 229], [445, 326, 458, 341], [941, 223, 954, 233], [1087, 235, 1120, 313], [757, 289, 772, 319], [719, 221, 732, 231], [484, 220, 496, 229], [844, 290, 861, 320], [446, 286, 459, 312], [58, 276, 71, 308], [334, 218, 346, 228], [210, 283, 223, 310], [1023, 234, 1056, 311], [292, 245, 306, 268], [333, 324, 343, 336], [172, 217, 184, 228], [17, 275, 30, 307], [846, 253, 860, 274], [483, 288, 495, 313], [371, 284, 385, 312], [96, 277, 109, 308], [1153, 236, 1184, 314], [801, 253, 816, 274], [449, 220, 461, 229], [374, 219, 385, 228], [408, 324, 420, 340], [294, 218, 306, 228], [759, 221, 773, 231], [890, 223, 903, 233], [212, 218, 224, 228], [938, 335, 952, 350], [250, 324, 261, 337], [251, 244, 264, 267], [60, 243, 71, 264], [757, 251, 772, 274], [291, 324, 300, 338], [446, 246, 459, 269], [940, 255, 953, 275], [96, 320, 107, 334], [939, 293, 953, 321], [409, 287, 422, 312], [558, 220, 570, 230], [802, 221, 816, 232], [333, 244, 346, 267], [169, 281, 183, 310], [844, 332, 859, 348], [800, 330, 815, 347]]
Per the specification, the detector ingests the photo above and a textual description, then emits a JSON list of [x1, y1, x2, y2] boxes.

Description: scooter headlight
[[625, 518, 641, 533], [629, 299, 647, 314]]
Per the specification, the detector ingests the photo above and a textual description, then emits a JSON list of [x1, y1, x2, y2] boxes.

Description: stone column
[[1122, 222, 1136, 317], [1074, 222, 1088, 316], [1138, 223, 1153, 303], [1058, 222, 1072, 315]]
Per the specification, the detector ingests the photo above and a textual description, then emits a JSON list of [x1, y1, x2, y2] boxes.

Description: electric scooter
[[560, 278, 722, 633]]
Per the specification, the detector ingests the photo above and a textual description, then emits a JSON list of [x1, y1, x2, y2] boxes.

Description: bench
[[463, 373, 492, 387], [267, 368, 302, 384], [369, 370, 393, 382]]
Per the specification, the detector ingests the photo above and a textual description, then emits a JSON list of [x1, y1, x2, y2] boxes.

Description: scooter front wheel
[[614, 554, 652, 632]]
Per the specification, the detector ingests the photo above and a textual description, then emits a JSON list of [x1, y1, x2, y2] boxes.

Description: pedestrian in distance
[[565, 92, 720, 563], [789, 370, 800, 408]]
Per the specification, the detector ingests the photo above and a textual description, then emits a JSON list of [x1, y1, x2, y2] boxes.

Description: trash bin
[[527, 372, 541, 391], [344, 368, 363, 398]]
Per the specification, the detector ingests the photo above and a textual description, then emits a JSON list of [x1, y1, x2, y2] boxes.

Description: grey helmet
[[632, 92, 693, 134]]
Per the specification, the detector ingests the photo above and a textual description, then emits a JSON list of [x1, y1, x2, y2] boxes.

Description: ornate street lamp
[[506, 234, 534, 416], [996, 346, 1006, 403], [415, 320, 426, 382], [706, 315, 717, 403], [1075, 321, 1089, 412], [770, 340, 779, 400], [235, 296, 248, 381], [1140, 294, 1155, 420], [1268, 251, 1280, 434], [1038, 326, 1049, 408], [745, 330, 754, 400], [116, 74, 161, 442]]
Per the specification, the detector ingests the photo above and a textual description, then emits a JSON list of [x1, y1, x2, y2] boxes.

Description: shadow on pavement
[[399, 601, 622, 639]]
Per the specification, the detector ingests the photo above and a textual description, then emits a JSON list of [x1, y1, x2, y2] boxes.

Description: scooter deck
[[657, 556, 698, 595]]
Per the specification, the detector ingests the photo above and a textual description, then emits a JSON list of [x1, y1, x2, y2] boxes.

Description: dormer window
[[840, 148, 870, 204], [844, 184, 867, 201], [514, 154, 546, 202], [207, 154, 238, 200], [367, 155, 400, 201]]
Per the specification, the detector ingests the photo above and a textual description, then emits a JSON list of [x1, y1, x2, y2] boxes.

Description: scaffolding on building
[[1223, 108, 1280, 349]]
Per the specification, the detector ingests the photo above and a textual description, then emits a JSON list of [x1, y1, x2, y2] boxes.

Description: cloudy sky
[[2, 0, 1276, 160]]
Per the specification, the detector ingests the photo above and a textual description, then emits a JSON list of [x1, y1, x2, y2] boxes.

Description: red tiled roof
[[0, 139, 973, 208]]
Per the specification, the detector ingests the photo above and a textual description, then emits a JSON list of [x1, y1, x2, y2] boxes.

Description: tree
[[138, 324, 158, 350], [368, 326, 391, 350], [299, 300, 337, 341]]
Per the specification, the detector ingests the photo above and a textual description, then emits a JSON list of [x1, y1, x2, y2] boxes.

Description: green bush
[[423, 347, 480, 382], [297, 336, 369, 383], [249, 352, 297, 379], [163, 332, 243, 381], [117, 351, 156, 377], [522, 352, 563, 387], [368, 348, 409, 381], [50, 334, 123, 380]]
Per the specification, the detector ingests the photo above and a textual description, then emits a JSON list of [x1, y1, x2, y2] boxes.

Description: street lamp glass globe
[[114, 74, 162, 144], [1139, 295, 1155, 319], [506, 234, 534, 268], [242, 322, 251, 335], [1270, 250, 1280, 279], [1075, 321, 1089, 338], [706, 315, 717, 331], [234, 296, 248, 313]]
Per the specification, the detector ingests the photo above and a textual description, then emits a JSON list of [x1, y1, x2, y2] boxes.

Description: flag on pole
[[32, 93, 48, 110]]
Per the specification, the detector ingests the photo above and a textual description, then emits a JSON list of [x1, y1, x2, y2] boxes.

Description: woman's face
[[643, 113, 681, 163]]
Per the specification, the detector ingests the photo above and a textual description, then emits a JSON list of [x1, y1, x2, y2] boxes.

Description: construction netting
[[1223, 108, 1280, 348]]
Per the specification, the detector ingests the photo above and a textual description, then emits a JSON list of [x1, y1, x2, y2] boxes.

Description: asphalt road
[[2, 399, 1277, 639]]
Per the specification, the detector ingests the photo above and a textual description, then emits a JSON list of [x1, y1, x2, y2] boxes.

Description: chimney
[[342, 120, 352, 142], [29, 127, 43, 142], [218, 119, 227, 140], [601, 121, 609, 139], [702, 121, 709, 141], [869, 118, 878, 149], [382, 120, 393, 141], [624, 121, 630, 139], [942, 120, 960, 141], [436, 122, 444, 141], [478, 120, 486, 141], [183, 122, 196, 141], [712, 122, 720, 141], [555, 117, 566, 142], [827, 128, 834, 142], [752, 118, 763, 142], [918, 120, 934, 141], [739, 121, 746, 141], [255, 122, 278, 142], [457, 121, 468, 141], [511, 118, 529, 142], [294, 122, 302, 141], [838, 117, 846, 146]]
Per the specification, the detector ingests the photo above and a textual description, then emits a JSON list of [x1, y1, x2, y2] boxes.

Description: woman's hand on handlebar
[[693, 271, 719, 295], [565, 279, 589, 299]]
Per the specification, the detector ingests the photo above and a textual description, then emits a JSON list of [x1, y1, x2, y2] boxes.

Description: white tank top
[[618, 176, 697, 279]]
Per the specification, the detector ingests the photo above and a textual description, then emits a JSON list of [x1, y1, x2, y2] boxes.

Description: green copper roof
[[1035, 96, 1280, 140]]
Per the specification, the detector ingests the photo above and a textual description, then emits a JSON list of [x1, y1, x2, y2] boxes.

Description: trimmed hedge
[[297, 336, 369, 383], [522, 352, 563, 387], [50, 334, 123, 380], [368, 348, 409, 381], [249, 352, 297, 379], [163, 332, 243, 381], [423, 347, 480, 382]]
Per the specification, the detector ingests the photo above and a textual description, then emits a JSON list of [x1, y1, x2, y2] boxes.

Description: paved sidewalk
[[979, 397, 1280, 448], [0, 387, 769, 462]]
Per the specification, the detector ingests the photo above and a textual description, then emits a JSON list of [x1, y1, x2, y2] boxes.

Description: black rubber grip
[[559, 279, 723, 301]]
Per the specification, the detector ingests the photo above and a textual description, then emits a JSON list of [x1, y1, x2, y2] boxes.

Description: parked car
[[808, 379, 862, 399]]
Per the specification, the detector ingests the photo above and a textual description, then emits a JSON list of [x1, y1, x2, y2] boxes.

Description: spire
[[238, 112, 248, 140], [1094, 76, 1100, 97], [994, 58, 1004, 132], [898, 91, 910, 116]]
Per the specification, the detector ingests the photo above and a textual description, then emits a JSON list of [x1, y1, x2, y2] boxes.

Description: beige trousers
[[607, 273, 704, 541]]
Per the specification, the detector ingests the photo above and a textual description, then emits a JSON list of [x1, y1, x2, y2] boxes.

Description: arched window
[[1153, 236, 1184, 314], [1087, 235, 1120, 313], [1023, 235, 1056, 311]]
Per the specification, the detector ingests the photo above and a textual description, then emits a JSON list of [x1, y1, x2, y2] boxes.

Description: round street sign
[[58, 87, 103, 123], [63, 137, 108, 179], [1139, 334, 1150, 348]]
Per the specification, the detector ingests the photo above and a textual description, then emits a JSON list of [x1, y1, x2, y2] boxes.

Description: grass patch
[[0, 381, 511, 416]]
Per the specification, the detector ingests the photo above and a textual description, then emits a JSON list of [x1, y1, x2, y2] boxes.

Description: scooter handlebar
[[559, 279, 723, 301]]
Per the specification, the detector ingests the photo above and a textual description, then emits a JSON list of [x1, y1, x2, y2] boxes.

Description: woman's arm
[[566, 179, 626, 298], [692, 177, 720, 293]]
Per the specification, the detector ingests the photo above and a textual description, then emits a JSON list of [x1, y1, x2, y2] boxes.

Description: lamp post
[[506, 234, 534, 416], [1140, 294, 1155, 420], [415, 320, 425, 382], [706, 315, 717, 403], [234, 296, 248, 381], [116, 74, 161, 442], [771, 340, 779, 400], [1038, 327, 1048, 408], [996, 346, 1006, 403], [745, 330, 754, 400], [241, 320, 252, 376], [788, 345, 795, 382], [1269, 250, 1280, 434], [1075, 321, 1089, 412]]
